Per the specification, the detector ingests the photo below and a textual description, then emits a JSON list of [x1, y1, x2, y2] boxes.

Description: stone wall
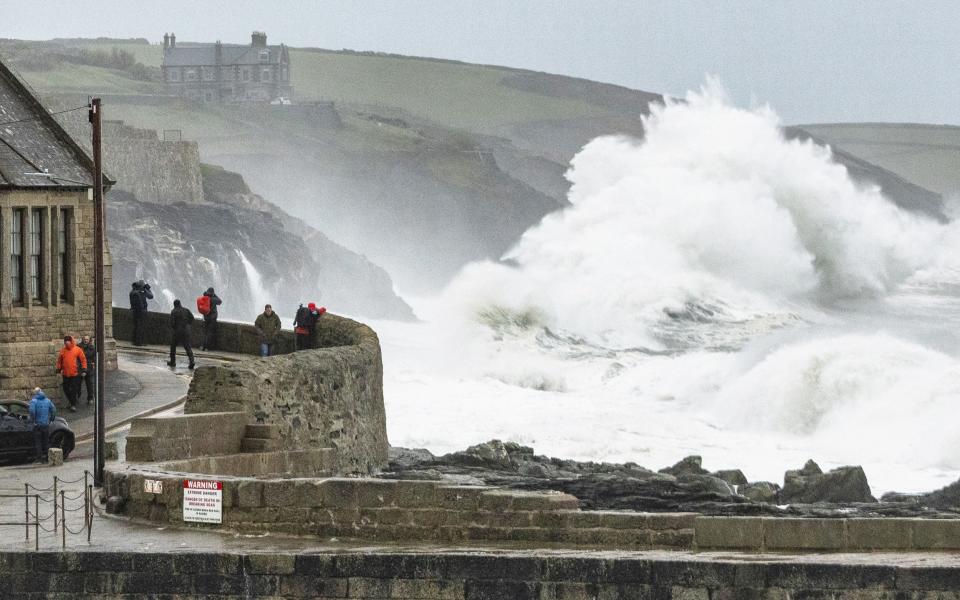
[[696, 515, 960, 552], [7, 549, 960, 598], [0, 189, 116, 402], [113, 306, 388, 475], [102, 120, 205, 206], [103, 464, 695, 548], [112, 306, 296, 354], [185, 314, 387, 475]]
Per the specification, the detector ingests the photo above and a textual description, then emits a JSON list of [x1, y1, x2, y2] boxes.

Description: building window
[[58, 208, 70, 302], [281, 67, 288, 82], [259, 50, 269, 62], [242, 68, 251, 82], [29, 208, 42, 303], [167, 69, 180, 82], [10, 208, 23, 304], [203, 66, 215, 81], [186, 68, 198, 81], [261, 68, 271, 81]]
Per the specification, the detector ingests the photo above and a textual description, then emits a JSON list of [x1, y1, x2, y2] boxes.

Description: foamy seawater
[[375, 84, 960, 497]]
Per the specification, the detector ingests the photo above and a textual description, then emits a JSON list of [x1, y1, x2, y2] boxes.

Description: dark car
[[0, 400, 75, 463]]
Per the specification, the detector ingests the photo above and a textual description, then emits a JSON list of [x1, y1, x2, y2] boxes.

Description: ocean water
[[374, 82, 960, 496]]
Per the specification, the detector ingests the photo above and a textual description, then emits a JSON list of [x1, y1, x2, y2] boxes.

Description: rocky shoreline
[[385, 440, 960, 518]]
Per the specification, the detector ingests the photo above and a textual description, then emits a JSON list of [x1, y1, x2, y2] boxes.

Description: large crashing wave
[[447, 81, 942, 351]]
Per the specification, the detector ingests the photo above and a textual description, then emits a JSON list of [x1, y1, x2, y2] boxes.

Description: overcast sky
[[3, 0, 957, 125]]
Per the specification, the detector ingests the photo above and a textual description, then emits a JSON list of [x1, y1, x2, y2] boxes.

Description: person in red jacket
[[56, 336, 87, 412]]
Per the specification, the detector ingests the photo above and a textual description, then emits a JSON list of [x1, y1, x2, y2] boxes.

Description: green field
[[800, 123, 960, 196], [45, 40, 622, 134]]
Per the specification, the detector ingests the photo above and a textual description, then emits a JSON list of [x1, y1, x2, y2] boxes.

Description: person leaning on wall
[[255, 304, 282, 357]]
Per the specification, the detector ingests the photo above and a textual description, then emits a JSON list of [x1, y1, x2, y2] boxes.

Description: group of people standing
[[130, 279, 325, 365]]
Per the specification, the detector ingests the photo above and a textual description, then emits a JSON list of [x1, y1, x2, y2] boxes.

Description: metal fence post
[[23, 484, 28, 542], [60, 491, 65, 549], [87, 484, 93, 543], [34, 495, 39, 551], [53, 476, 58, 533]]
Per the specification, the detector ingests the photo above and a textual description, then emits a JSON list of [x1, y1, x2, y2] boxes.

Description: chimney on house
[[251, 31, 267, 47], [163, 33, 170, 50], [170, 33, 176, 48], [215, 40, 223, 64]]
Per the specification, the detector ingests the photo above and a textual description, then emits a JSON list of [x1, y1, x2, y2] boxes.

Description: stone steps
[[241, 423, 280, 453]]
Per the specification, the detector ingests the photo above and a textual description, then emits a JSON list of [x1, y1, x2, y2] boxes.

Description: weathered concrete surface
[[695, 515, 960, 552], [185, 312, 388, 475], [156, 448, 337, 477], [124, 411, 247, 462]]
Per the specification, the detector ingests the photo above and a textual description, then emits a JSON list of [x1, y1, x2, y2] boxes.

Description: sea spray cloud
[[447, 81, 942, 349]]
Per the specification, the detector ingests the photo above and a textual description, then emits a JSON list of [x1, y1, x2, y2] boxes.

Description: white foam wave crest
[[446, 80, 943, 351]]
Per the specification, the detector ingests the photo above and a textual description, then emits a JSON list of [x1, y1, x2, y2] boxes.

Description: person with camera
[[129, 280, 153, 346]]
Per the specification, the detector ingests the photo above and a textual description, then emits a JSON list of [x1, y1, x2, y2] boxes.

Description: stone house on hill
[[161, 31, 293, 104], [0, 58, 116, 402]]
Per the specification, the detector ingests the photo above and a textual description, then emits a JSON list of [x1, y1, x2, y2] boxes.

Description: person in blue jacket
[[28, 388, 56, 463]]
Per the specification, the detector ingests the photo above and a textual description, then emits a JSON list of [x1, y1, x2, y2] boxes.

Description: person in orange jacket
[[56, 336, 87, 412]]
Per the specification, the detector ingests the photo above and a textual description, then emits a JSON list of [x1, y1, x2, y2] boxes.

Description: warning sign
[[183, 479, 222, 524]]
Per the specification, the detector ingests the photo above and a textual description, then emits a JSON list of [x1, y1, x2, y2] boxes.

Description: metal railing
[[0, 471, 98, 549]]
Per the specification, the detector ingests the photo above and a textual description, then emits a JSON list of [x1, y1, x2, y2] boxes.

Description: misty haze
[[5, 2, 960, 580]]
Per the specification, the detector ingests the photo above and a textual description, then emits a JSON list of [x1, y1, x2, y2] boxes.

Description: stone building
[[0, 58, 115, 401], [161, 31, 293, 104]]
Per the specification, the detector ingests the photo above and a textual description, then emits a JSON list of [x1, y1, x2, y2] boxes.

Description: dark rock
[[659, 455, 709, 477], [388, 446, 436, 471], [678, 474, 736, 497], [517, 462, 557, 479], [916, 478, 960, 509], [441, 440, 513, 469], [713, 469, 748, 486], [780, 462, 876, 504], [739, 481, 780, 504]]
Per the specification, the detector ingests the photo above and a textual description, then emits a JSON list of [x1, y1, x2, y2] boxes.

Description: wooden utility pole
[[89, 98, 106, 487]]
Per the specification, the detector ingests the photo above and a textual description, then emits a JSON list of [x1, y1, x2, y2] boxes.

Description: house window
[[261, 68, 271, 81], [242, 68, 251, 82], [10, 208, 23, 304], [204, 91, 214, 103], [185, 68, 198, 81], [203, 66, 215, 81], [58, 208, 70, 302], [281, 67, 288, 82], [259, 50, 269, 62], [29, 208, 42, 303], [167, 69, 180, 82]]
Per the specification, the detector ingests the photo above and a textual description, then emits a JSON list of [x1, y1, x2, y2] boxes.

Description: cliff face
[[107, 190, 413, 322], [67, 117, 415, 321]]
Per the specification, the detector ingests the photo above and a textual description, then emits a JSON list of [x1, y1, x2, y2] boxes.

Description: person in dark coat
[[293, 302, 326, 350], [167, 299, 195, 370], [200, 287, 222, 352], [254, 304, 282, 357], [129, 280, 153, 346], [78, 335, 96, 404]]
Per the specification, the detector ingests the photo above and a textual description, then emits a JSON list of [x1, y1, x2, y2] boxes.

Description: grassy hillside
[[800, 123, 960, 197], [51, 40, 649, 134]]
